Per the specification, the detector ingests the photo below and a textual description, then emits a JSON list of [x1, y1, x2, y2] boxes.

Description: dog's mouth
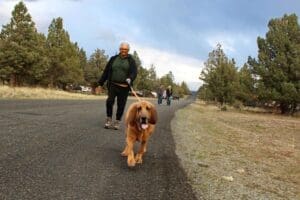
[[139, 117, 149, 130]]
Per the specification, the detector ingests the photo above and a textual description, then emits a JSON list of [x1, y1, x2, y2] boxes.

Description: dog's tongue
[[141, 124, 148, 129]]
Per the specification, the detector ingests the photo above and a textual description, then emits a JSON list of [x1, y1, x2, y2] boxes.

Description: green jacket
[[98, 54, 138, 88]]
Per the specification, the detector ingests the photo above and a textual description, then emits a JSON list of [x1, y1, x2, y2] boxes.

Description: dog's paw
[[121, 151, 128, 157], [135, 154, 143, 164], [127, 157, 136, 167]]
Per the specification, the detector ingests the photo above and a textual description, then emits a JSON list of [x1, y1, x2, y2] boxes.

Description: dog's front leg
[[135, 140, 148, 164], [126, 135, 136, 167], [121, 145, 129, 157]]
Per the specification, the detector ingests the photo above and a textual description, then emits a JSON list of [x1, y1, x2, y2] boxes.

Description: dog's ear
[[126, 103, 138, 126], [149, 105, 157, 124]]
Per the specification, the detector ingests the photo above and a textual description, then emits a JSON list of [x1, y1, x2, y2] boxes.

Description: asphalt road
[[0, 98, 197, 200]]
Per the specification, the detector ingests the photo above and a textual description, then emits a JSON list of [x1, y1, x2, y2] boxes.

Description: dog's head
[[126, 101, 157, 129]]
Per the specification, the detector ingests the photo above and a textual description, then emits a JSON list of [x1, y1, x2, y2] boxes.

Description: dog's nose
[[141, 117, 147, 123]]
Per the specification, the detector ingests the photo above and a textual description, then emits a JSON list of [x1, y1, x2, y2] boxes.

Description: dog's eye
[[137, 106, 142, 111], [146, 106, 150, 110]]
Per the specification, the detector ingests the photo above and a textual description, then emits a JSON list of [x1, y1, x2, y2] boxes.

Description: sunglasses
[[120, 48, 129, 51]]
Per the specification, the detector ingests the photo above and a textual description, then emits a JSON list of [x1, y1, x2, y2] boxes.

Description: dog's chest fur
[[136, 129, 146, 141]]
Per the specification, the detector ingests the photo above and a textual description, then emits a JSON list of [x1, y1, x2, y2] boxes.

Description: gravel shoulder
[[171, 101, 299, 200]]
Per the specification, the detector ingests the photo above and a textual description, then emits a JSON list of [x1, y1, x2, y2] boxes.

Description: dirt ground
[[171, 101, 299, 200]]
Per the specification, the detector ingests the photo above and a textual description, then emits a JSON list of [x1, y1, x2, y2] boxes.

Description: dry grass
[[0, 85, 105, 100], [171, 101, 299, 200]]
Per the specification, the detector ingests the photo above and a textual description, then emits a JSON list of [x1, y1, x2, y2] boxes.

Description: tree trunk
[[291, 102, 297, 115], [280, 102, 290, 114], [91, 86, 95, 94], [62, 83, 67, 90], [9, 74, 17, 87], [48, 75, 54, 88]]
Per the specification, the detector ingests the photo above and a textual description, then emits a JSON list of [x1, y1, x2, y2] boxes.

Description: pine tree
[[180, 81, 190, 95], [132, 50, 142, 88], [78, 46, 87, 70], [84, 48, 108, 91], [250, 14, 300, 114], [148, 64, 157, 83], [137, 67, 150, 93], [0, 1, 48, 86], [27, 33, 49, 85], [147, 64, 159, 90], [236, 62, 257, 106], [160, 71, 175, 87], [132, 50, 142, 69], [46, 17, 84, 88], [0, 38, 13, 84], [199, 44, 239, 105], [131, 51, 160, 95]]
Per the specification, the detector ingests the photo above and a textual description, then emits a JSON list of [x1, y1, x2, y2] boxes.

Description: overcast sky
[[1, 0, 300, 90]]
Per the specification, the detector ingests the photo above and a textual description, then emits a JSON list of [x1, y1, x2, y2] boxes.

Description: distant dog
[[121, 100, 157, 167]]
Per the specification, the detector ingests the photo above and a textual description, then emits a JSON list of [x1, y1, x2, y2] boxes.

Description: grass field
[[171, 101, 299, 200], [0, 85, 105, 100]]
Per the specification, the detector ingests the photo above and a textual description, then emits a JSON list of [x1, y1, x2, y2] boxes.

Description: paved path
[[0, 98, 197, 200]]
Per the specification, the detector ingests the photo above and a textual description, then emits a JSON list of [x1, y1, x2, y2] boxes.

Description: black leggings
[[106, 84, 129, 120]]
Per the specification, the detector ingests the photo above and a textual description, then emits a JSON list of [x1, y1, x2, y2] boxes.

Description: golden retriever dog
[[121, 100, 157, 167]]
